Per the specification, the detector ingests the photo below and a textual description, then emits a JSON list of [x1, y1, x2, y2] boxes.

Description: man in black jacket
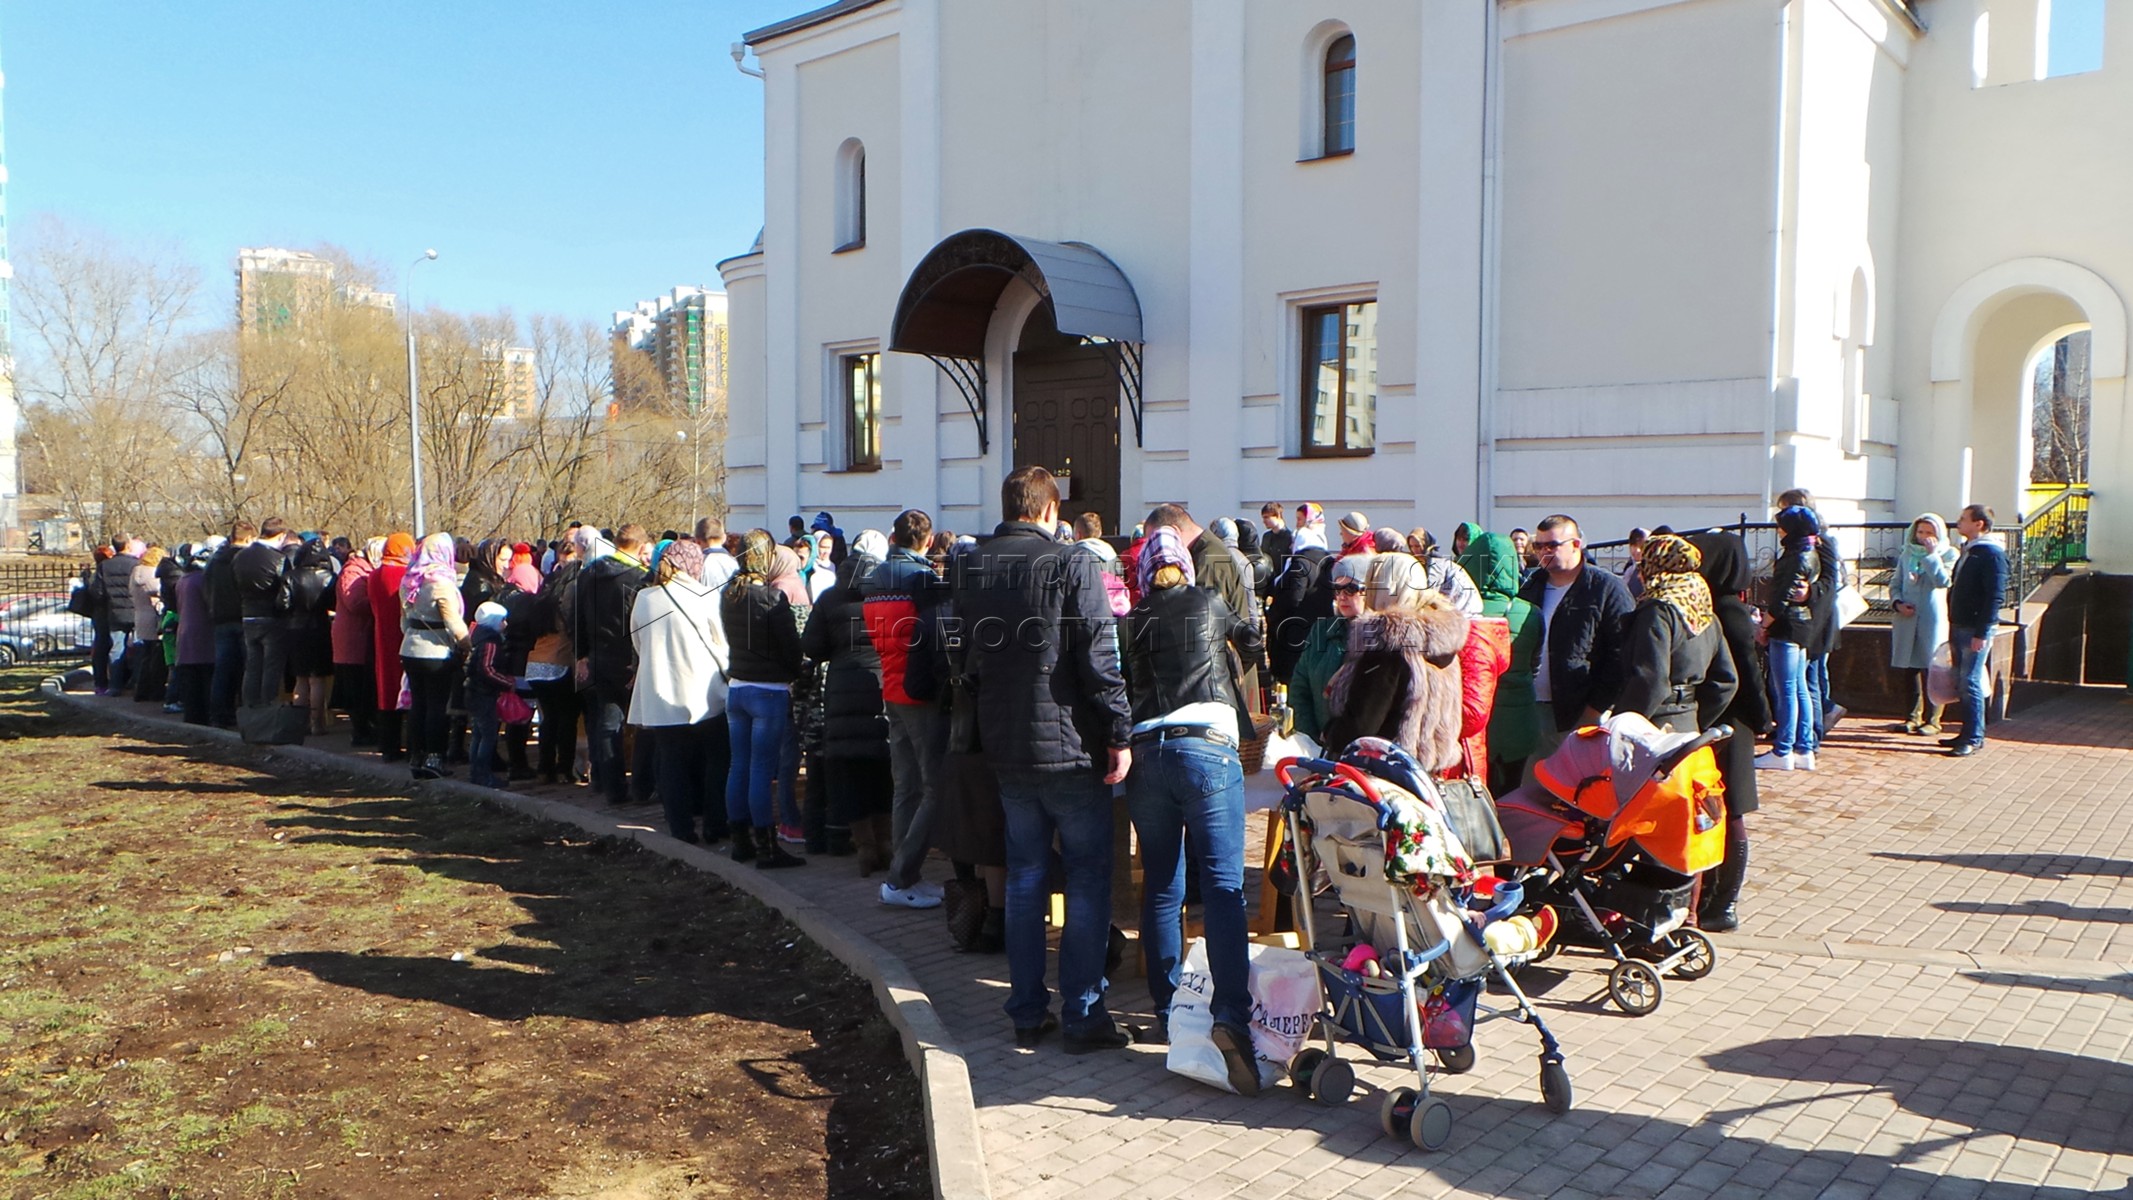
[[951, 466, 1133, 1052], [1517, 513, 1634, 776], [96, 535, 141, 693], [1267, 504, 1332, 682], [1944, 504, 2008, 757], [235, 517, 296, 709], [205, 521, 254, 726], [573, 524, 649, 806]]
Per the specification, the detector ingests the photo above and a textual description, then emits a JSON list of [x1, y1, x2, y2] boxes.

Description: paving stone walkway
[[79, 686, 2133, 1198]]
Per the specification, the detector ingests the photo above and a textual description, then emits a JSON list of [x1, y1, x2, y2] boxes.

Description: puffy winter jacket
[[206, 542, 246, 625], [100, 553, 141, 630], [572, 553, 646, 694], [860, 547, 937, 705], [803, 567, 890, 759], [1458, 617, 1511, 772], [1287, 616, 1348, 743], [724, 578, 803, 686], [947, 519, 1131, 772]]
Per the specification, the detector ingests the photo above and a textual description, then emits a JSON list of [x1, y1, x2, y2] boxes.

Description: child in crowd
[[465, 602, 514, 788]]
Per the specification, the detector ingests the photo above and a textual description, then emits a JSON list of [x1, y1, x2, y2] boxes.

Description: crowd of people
[[68, 472, 2011, 1092]]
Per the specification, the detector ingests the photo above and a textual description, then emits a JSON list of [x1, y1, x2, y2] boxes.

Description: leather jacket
[[1123, 584, 1263, 732]]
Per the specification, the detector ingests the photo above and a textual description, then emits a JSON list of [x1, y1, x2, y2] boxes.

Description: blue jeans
[[210, 623, 246, 726], [584, 687, 630, 805], [1768, 639, 1816, 756], [1127, 737, 1251, 1031], [1953, 626, 1993, 746], [726, 685, 791, 828], [997, 766, 1115, 1032], [1809, 654, 1834, 733], [467, 690, 501, 787]]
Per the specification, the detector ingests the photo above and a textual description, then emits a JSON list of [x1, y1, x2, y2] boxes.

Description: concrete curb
[[42, 683, 991, 1200]]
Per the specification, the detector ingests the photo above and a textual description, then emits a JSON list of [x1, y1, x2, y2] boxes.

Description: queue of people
[[67, 474, 2012, 1083]]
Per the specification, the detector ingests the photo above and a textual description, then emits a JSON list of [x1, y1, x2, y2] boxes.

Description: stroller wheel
[[1607, 959, 1664, 1016], [1289, 1047, 1328, 1092], [1672, 930, 1717, 980], [1379, 1086, 1419, 1140], [1434, 1043, 1476, 1074], [1540, 1060, 1574, 1115], [1310, 1055, 1356, 1105], [1410, 1097, 1454, 1151]]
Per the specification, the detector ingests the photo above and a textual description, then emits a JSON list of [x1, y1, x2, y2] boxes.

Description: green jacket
[[1287, 616, 1349, 744], [1460, 532, 1541, 764]]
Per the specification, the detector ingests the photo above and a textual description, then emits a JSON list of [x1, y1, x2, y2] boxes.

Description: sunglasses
[[1331, 582, 1366, 595], [1532, 539, 1573, 551]]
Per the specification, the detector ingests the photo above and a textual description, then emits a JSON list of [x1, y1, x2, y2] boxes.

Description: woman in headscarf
[[128, 546, 170, 703], [1687, 531, 1769, 932], [1288, 554, 1366, 745], [368, 533, 416, 762], [1889, 512, 1957, 736], [1123, 528, 1266, 1088], [506, 543, 542, 594], [1459, 531, 1540, 795], [1268, 505, 1333, 684], [331, 539, 379, 746], [525, 532, 585, 785], [721, 530, 806, 867], [630, 538, 732, 845], [1615, 534, 1737, 736], [801, 548, 891, 861], [1320, 553, 1470, 771], [763, 543, 812, 609], [287, 535, 340, 736], [1450, 521, 1482, 561], [400, 532, 469, 780]]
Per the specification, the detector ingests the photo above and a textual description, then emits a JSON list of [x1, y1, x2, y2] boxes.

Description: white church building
[[716, 0, 2132, 573]]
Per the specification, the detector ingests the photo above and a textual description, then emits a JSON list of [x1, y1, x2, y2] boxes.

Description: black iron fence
[[0, 560, 97, 667]]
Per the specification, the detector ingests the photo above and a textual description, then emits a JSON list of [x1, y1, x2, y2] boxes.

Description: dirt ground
[[0, 673, 928, 1200]]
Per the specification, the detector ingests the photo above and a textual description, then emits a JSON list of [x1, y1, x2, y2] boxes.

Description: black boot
[[730, 822, 757, 864], [975, 907, 1005, 954], [1699, 839, 1747, 933], [377, 710, 406, 763], [754, 826, 804, 870], [506, 725, 535, 781]]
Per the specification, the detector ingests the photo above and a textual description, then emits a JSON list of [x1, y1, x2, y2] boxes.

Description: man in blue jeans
[[1943, 504, 2007, 757], [952, 466, 1134, 1052]]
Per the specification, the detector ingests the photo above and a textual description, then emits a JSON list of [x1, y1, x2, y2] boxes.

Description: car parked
[[0, 594, 96, 667]]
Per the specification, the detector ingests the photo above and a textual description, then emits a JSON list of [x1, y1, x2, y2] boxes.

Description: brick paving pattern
[[84, 686, 2133, 1197]]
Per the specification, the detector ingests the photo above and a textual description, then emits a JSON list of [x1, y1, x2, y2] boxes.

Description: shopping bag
[[1166, 939, 1323, 1093], [1925, 641, 1958, 708], [1836, 584, 1870, 628], [1261, 730, 1321, 766]]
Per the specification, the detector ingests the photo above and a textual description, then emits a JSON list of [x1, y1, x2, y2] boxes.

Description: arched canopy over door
[[888, 228, 1144, 453]]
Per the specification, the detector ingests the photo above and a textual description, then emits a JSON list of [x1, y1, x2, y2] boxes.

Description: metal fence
[[0, 560, 97, 667]]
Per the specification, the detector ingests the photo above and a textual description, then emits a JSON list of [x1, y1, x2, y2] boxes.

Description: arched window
[[834, 138, 866, 252], [1322, 34, 1356, 156]]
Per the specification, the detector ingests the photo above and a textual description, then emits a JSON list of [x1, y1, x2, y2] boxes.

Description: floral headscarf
[[401, 532, 458, 606], [1638, 534, 1714, 634], [658, 538, 705, 584], [1137, 526, 1196, 595]]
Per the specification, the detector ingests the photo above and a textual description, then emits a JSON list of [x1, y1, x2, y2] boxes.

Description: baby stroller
[[1495, 714, 1731, 1016], [1275, 738, 1571, 1152]]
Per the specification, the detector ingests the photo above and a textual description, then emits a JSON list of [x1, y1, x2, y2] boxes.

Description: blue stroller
[[1275, 739, 1571, 1151]]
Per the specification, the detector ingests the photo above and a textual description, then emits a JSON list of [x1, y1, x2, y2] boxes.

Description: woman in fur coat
[[1320, 553, 1470, 774]]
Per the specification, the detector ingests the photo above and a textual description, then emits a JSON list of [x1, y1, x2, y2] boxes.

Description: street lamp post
[[403, 250, 439, 535]]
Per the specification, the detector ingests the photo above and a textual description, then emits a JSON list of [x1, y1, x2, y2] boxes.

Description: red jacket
[[861, 549, 935, 706], [1454, 616, 1511, 775], [369, 563, 407, 708]]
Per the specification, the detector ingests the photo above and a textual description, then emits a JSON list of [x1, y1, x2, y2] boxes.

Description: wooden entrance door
[[1012, 343, 1122, 537]]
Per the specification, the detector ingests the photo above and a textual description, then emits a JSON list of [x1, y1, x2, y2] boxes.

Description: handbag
[[497, 690, 535, 725], [1835, 584, 1870, 628], [942, 877, 990, 952], [1435, 775, 1511, 865]]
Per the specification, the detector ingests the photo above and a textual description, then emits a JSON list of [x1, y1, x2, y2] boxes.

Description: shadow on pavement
[[1873, 851, 2133, 880], [1705, 1036, 2133, 1158], [1935, 898, 2133, 924], [1965, 970, 2133, 998]]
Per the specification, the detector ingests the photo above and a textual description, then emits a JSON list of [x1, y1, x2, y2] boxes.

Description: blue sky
[[3, 1, 801, 326]]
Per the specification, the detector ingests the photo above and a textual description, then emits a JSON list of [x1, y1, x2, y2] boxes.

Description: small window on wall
[[1300, 299, 1376, 456], [1322, 34, 1356, 156], [834, 138, 866, 252], [843, 352, 882, 470]]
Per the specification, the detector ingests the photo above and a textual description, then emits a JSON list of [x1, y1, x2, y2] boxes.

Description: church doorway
[[1012, 303, 1121, 536]]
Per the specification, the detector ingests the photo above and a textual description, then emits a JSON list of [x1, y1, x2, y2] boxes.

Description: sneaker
[[162, 702, 184, 714], [1753, 751, 1795, 771], [777, 823, 807, 846], [1794, 750, 1817, 771], [880, 882, 944, 910]]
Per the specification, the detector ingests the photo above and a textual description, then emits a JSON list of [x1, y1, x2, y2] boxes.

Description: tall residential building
[[610, 287, 729, 413], [235, 247, 397, 334], [480, 339, 538, 421]]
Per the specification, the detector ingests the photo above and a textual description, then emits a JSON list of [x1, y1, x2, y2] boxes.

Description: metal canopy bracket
[[1085, 338, 1146, 446], [925, 354, 990, 454]]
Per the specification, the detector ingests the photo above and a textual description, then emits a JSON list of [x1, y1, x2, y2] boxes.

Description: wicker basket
[[1239, 714, 1280, 775]]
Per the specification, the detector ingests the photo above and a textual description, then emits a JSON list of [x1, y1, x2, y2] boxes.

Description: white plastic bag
[[1166, 939, 1324, 1093], [1260, 730, 1321, 770], [1925, 641, 1958, 708]]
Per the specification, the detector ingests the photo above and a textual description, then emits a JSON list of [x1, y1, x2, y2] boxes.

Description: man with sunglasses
[[1515, 514, 1634, 778]]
